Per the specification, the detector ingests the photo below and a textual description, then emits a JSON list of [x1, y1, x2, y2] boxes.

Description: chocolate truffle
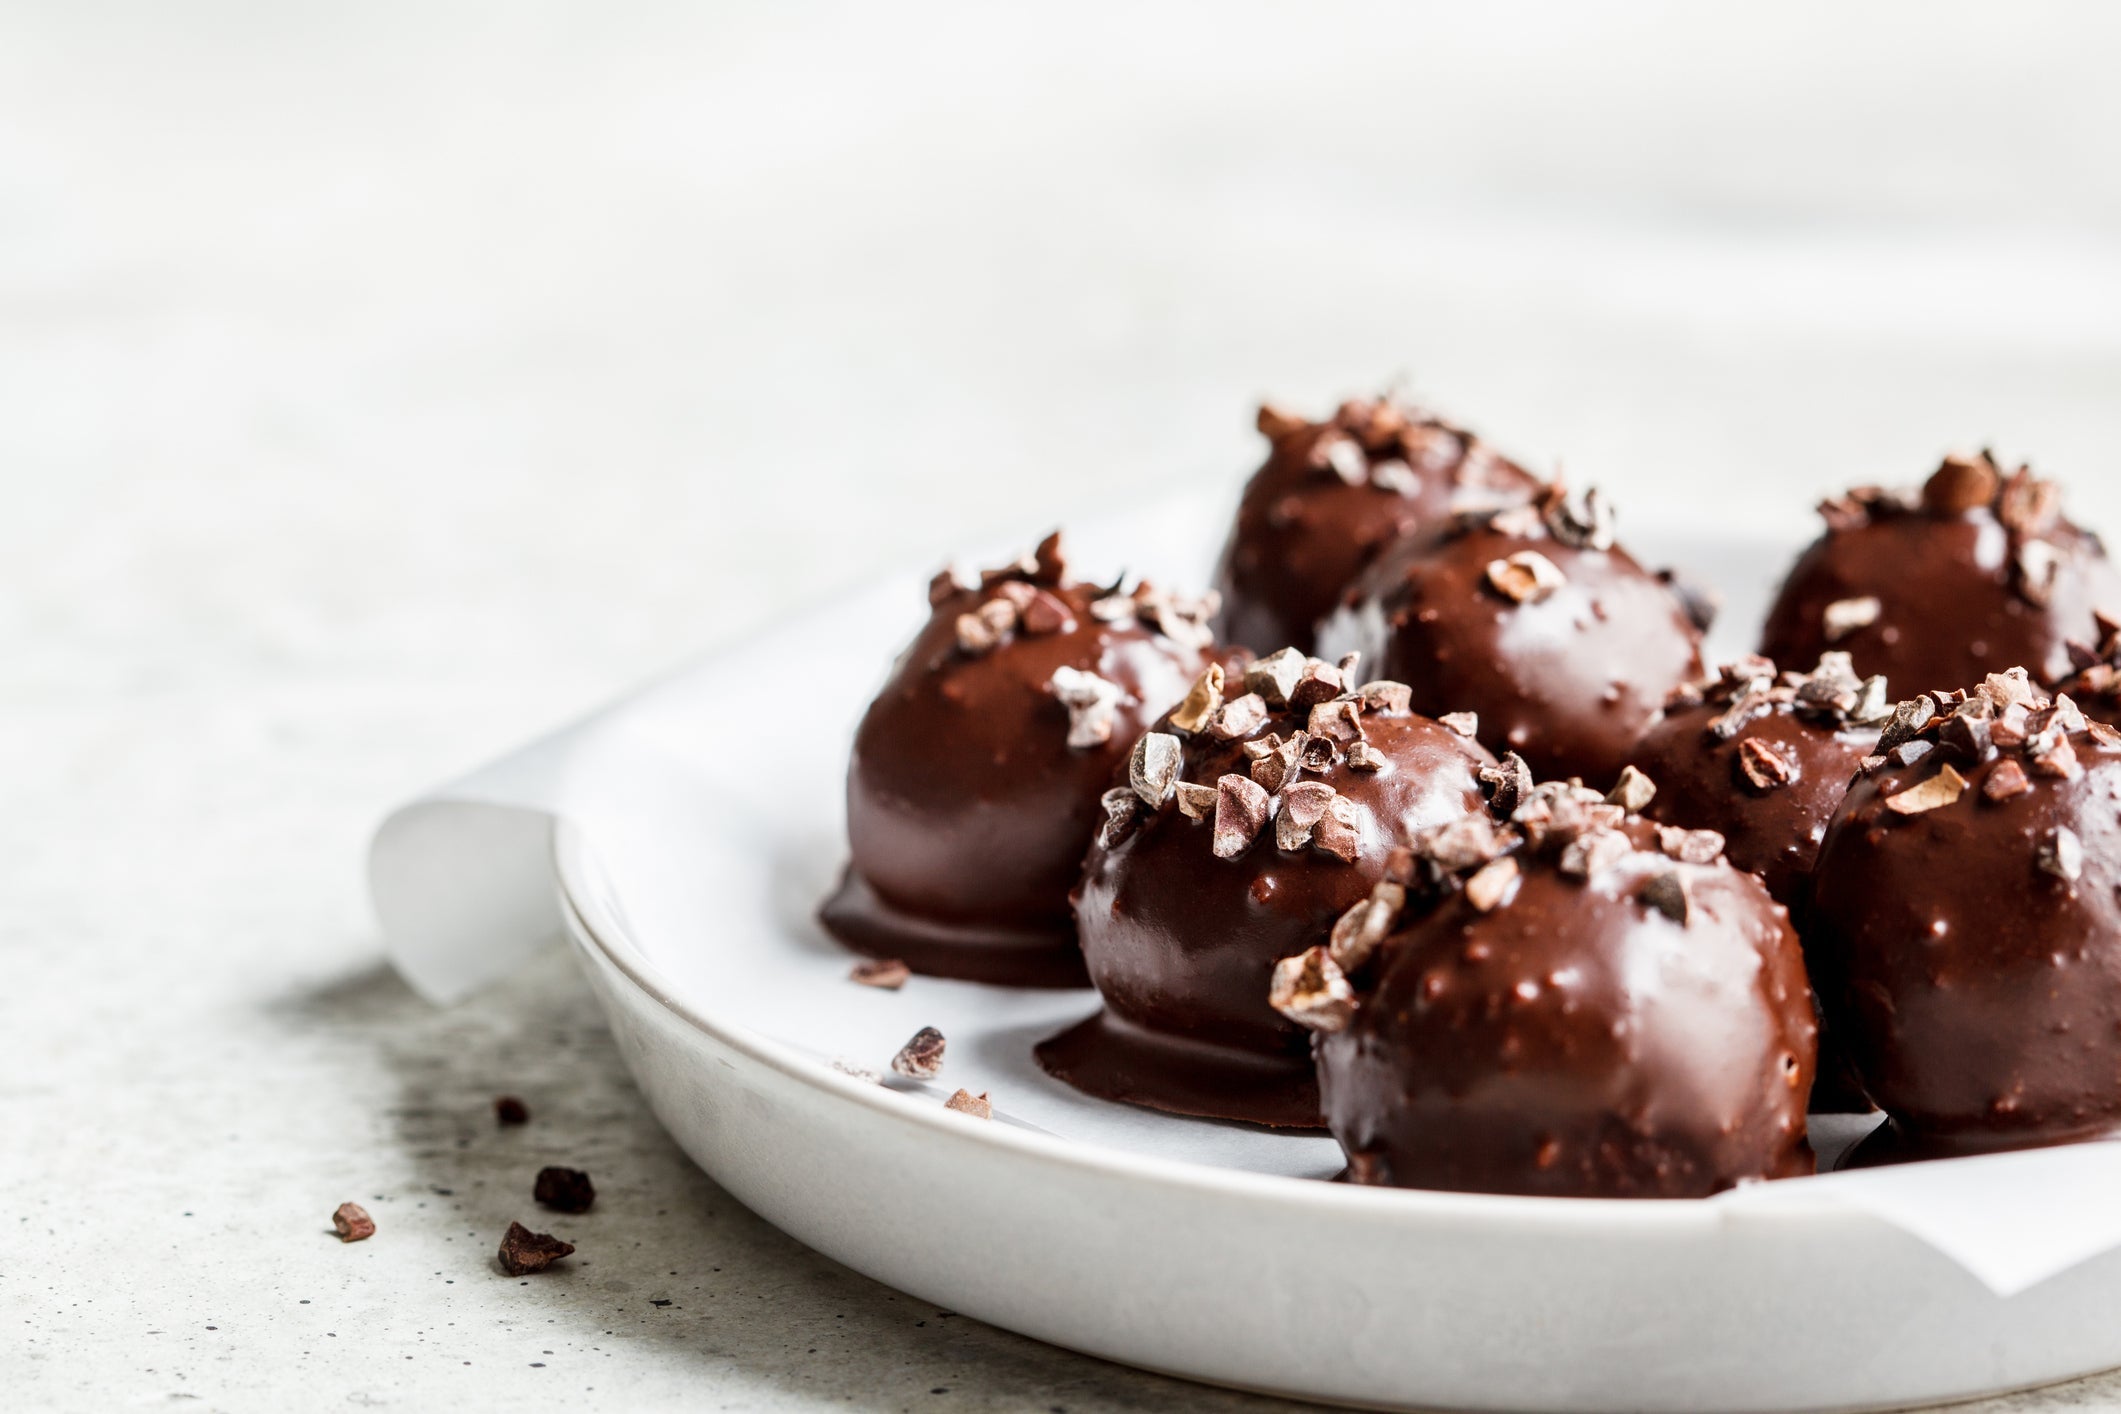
[[1293, 774, 1816, 1197], [1631, 653, 1891, 911], [1038, 651, 1494, 1127], [1760, 453, 2121, 696], [1809, 670, 2121, 1161], [821, 534, 1213, 987], [1210, 396, 1539, 656], [1320, 486, 1707, 786]]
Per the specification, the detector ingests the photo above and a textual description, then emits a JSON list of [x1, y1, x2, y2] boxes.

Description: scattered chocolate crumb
[[494, 1096, 530, 1126], [1639, 870, 1692, 924], [1268, 947, 1358, 1033], [1213, 774, 1272, 858], [1345, 1151, 1391, 1186], [1438, 711, 1480, 739], [332, 1202, 375, 1243], [498, 1221, 574, 1276], [1606, 765, 1657, 813], [1479, 752, 1534, 818], [849, 958, 912, 990], [944, 1089, 992, 1119], [891, 1026, 947, 1080], [534, 1167, 596, 1215], [1484, 550, 1567, 605], [1822, 596, 1882, 643], [1885, 764, 1968, 816]]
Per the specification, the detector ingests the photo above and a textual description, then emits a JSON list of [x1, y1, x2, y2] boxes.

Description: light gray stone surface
[[10, 3, 2121, 1409]]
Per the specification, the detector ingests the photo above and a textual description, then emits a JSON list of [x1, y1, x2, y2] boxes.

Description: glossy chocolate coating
[[822, 562, 1209, 987], [1632, 666, 1883, 912], [1040, 703, 1492, 1127], [1319, 818, 1816, 1197], [1809, 692, 2121, 1157], [1211, 398, 1538, 656], [1324, 500, 1704, 786], [1761, 456, 2121, 696]]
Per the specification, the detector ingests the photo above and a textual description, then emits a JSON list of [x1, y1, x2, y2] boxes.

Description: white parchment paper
[[370, 492, 2121, 1298]]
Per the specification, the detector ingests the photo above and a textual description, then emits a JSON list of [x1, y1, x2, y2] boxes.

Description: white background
[[9, 3, 2121, 1409]]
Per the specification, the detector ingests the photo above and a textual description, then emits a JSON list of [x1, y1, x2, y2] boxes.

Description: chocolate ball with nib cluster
[[1209, 395, 1540, 656], [821, 533, 1215, 987], [1631, 653, 1892, 912], [1808, 669, 2121, 1163], [1284, 772, 1817, 1197], [1037, 648, 1495, 1128], [1319, 484, 1709, 786], [1760, 452, 2121, 697]]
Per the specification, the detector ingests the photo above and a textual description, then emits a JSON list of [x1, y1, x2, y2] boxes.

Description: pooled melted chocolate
[[1761, 453, 2121, 696], [1038, 651, 1493, 1127], [821, 535, 1211, 986], [1809, 669, 2121, 1162], [1210, 397, 1538, 656]]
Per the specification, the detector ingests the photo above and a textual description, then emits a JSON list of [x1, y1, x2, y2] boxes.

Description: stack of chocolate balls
[[822, 392, 2121, 1198]]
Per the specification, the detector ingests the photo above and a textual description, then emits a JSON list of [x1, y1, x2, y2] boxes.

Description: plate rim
[[552, 819, 1849, 1233]]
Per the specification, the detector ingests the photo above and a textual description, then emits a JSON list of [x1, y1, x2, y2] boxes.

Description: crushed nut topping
[[1268, 947, 1358, 1033], [1823, 596, 1882, 643], [1736, 737, 1799, 793], [1819, 455, 2072, 606], [944, 1089, 993, 1119], [1129, 732, 1184, 808], [1174, 781, 1219, 820], [1245, 647, 1308, 707], [1639, 869, 1692, 924], [1885, 764, 1968, 815], [1048, 666, 1124, 750], [1262, 395, 1518, 499], [1680, 652, 1892, 748], [1212, 774, 1272, 858], [1097, 787, 1147, 849], [1438, 711, 1479, 739], [1328, 882, 1406, 971], [2038, 825, 2085, 882], [891, 1026, 947, 1080], [1606, 765, 1657, 812], [1168, 664, 1225, 734], [1484, 550, 1567, 605], [1463, 856, 1521, 912], [1210, 691, 1269, 739]]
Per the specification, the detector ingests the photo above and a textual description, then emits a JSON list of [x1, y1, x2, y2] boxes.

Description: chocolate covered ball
[[1210, 397, 1539, 656], [1037, 650, 1494, 1127], [1809, 671, 2121, 1161], [1294, 777, 1816, 1197], [1761, 453, 2121, 696], [1631, 653, 1890, 911], [1321, 486, 1707, 786], [821, 534, 1212, 987]]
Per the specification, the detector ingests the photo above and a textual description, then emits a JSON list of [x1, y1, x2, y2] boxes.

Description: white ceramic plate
[[538, 516, 2121, 1413]]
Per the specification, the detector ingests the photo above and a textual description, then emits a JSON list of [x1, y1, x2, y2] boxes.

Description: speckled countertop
[[12, 4, 2121, 1410]]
